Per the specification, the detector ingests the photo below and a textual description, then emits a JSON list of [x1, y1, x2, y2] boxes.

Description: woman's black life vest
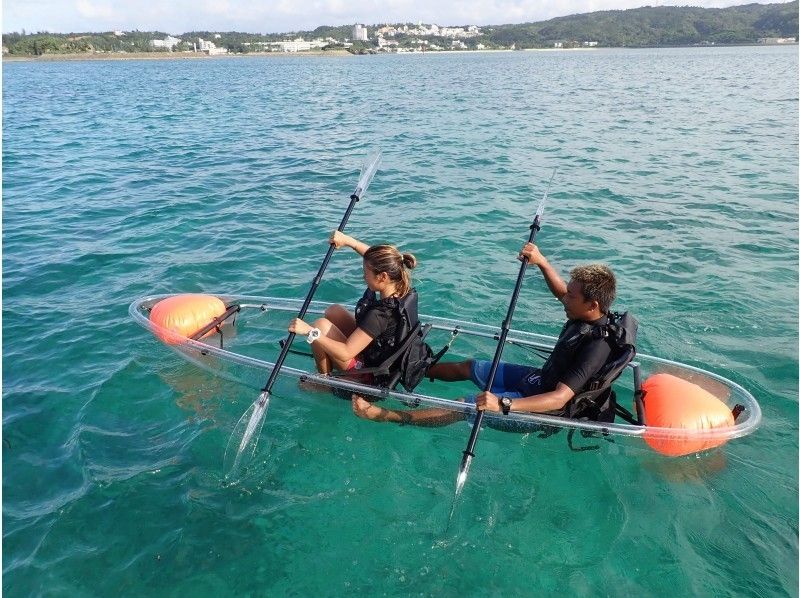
[[354, 288, 432, 391]]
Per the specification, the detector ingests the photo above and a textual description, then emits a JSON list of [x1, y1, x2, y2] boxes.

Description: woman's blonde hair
[[363, 244, 417, 297]]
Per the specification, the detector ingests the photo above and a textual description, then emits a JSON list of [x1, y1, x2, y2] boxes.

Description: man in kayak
[[352, 242, 619, 425]]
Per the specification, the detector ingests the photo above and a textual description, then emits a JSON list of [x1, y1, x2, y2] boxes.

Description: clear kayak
[[130, 293, 761, 457]]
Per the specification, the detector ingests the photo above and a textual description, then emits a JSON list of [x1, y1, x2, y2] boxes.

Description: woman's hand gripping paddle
[[223, 150, 383, 478], [452, 168, 557, 502]]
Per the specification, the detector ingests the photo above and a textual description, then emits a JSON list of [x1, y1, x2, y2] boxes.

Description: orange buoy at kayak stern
[[149, 294, 226, 345], [641, 373, 735, 457]]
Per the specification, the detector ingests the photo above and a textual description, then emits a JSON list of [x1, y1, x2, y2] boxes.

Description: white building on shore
[[197, 37, 228, 55], [266, 37, 334, 52], [151, 35, 181, 50], [353, 24, 368, 41], [757, 37, 796, 44]]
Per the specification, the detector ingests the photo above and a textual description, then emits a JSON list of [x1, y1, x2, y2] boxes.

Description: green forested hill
[[485, 1, 798, 47]]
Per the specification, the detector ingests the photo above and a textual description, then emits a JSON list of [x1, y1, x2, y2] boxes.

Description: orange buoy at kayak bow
[[149, 294, 227, 344], [641, 373, 735, 457]]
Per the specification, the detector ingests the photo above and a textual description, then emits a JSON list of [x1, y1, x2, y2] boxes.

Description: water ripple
[[2, 46, 797, 596]]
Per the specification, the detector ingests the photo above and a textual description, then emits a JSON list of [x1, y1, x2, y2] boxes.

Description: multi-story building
[[151, 35, 182, 49]]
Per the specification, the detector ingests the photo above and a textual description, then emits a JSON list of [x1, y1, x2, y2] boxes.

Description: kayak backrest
[[564, 343, 637, 422], [559, 311, 638, 422]]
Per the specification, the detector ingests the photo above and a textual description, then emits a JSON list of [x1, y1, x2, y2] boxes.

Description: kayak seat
[[563, 343, 638, 423], [330, 322, 433, 391]]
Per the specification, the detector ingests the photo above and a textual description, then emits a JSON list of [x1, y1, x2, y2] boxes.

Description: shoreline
[[3, 42, 794, 63], [1, 50, 354, 62]]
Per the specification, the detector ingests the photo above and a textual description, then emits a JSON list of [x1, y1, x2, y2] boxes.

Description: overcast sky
[[2, 0, 786, 34]]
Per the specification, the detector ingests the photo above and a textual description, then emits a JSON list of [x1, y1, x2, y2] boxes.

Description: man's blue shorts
[[464, 360, 547, 432], [468, 359, 544, 398]]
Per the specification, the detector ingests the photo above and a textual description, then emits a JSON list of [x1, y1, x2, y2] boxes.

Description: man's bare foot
[[352, 395, 384, 420]]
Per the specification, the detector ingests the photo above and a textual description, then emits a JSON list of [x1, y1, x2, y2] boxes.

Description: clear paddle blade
[[455, 456, 471, 498], [352, 149, 382, 199], [535, 167, 557, 219], [223, 391, 269, 478]]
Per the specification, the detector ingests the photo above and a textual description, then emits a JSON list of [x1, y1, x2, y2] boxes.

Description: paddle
[[454, 168, 556, 498], [223, 150, 383, 477]]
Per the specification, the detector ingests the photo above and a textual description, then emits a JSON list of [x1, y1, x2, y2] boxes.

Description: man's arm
[[476, 384, 575, 414], [520, 243, 567, 301]]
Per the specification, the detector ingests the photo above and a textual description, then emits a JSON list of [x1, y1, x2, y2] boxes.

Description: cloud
[[2, 0, 783, 34], [75, 0, 115, 21]]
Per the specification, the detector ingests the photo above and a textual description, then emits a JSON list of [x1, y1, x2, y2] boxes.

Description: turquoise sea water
[[3, 47, 798, 596]]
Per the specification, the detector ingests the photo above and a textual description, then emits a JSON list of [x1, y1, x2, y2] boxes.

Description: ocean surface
[[3, 46, 798, 596]]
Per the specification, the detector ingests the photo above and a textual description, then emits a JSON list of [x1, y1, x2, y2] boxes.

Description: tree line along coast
[[2, 0, 797, 58]]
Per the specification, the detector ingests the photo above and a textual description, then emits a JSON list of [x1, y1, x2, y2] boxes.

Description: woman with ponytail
[[288, 230, 420, 378]]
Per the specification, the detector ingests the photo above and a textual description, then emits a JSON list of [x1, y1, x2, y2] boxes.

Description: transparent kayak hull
[[130, 294, 762, 455]]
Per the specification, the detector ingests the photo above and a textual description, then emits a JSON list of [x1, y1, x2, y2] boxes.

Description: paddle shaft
[[460, 215, 542, 465], [259, 193, 360, 400]]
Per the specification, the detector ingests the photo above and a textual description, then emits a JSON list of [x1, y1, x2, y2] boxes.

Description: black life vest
[[557, 311, 638, 421], [354, 288, 432, 391]]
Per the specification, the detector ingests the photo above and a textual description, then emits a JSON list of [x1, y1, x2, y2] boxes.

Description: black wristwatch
[[500, 396, 513, 415]]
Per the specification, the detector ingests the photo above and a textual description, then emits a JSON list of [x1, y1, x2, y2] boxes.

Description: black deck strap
[[535, 425, 562, 440], [634, 389, 646, 426], [505, 337, 552, 360], [614, 403, 641, 426], [190, 304, 241, 341], [430, 326, 461, 365], [278, 338, 314, 358], [567, 428, 599, 451], [567, 427, 616, 452], [732, 404, 745, 421], [427, 326, 461, 381]]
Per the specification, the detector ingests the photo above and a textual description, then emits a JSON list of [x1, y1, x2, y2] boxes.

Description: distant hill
[[484, 1, 799, 48], [3, 1, 797, 55]]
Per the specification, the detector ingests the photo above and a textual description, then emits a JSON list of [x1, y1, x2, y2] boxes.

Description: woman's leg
[[310, 317, 352, 373], [323, 304, 357, 337]]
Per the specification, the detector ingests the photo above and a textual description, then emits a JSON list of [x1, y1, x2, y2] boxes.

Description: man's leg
[[427, 360, 472, 382], [352, 395, 464, 427]]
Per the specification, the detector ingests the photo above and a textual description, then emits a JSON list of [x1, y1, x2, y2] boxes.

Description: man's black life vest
[[354, 288, 432, 391], [556, 311, 638, 422]]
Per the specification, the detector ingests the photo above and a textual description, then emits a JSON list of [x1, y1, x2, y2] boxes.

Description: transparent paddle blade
[[223, 392, 269, 479], [535, 167, 557, 219], [352, 149, 382, 199], [455, 455, 472, 499]]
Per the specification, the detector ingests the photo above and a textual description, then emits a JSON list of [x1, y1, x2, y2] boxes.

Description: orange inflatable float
[[641, 373, 735, 457], [149, 294, 227, 344]]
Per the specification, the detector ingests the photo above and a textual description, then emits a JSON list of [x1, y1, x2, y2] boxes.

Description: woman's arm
[[331, 231, 369, 256], [288, 318, 373, 363]]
